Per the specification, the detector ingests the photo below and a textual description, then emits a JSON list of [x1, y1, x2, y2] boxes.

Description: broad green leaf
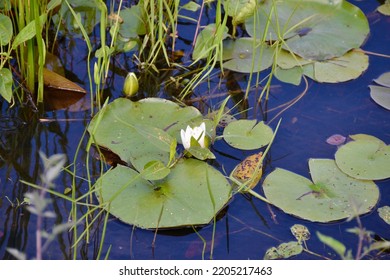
[[302, 49, 368, 83], [263, 159, 379, 222], [95, 159, 231, 229], [118, 5, 146, 39], [335, 135, 390, 180], [88, 98, 205, 171], [0, 68, 13, 103], [369, 86, 390, 110], [264, 241, 303, 260], [369, 73, 390, 110], [245, 0, 369, 61], [374, 72, 390, 88], [378, 1, 390, 16], [378, 206, 390, 225], [275, 67, 303, 85], [223, 119, 273, 150], [0, 13, 12, 46], [221, 38, 274, 73], [12, 14, 47, 49]]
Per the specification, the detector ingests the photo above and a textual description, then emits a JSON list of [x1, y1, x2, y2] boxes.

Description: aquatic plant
[[369, 72, 390, 110], [87, 97, 276, 228]]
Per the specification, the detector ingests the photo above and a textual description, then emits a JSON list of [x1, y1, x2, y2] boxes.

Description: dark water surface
[[1, 0, 389, 259]]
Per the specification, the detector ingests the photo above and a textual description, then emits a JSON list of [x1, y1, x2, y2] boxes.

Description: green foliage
[[369, 72, 390, 110], [263, 159, 379, 222], [95, 159, 231, 229], [335, 134, 390, 180], [223, 120, 273, 150]]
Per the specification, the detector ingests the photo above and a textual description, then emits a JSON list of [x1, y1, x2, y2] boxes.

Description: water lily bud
[[123, 72, 139, 97]]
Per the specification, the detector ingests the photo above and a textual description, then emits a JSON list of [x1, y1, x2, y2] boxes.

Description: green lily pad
[[221, 38, 274, 73], [369, 86, 390, 110], [378, 0, 390, 16], [335, 134, 390, 180], [264, 241, 303, 260], [302, 49, 368, 83], [263, 159, 379, 223], [245, 0, 369, 61], [88, 98, 206, 171], [117, 4, 146, 39], [222, 119, 273, 150], [95, 159, 232, 229], [369, 72, 390, 110], [378, 206, 390, 225]]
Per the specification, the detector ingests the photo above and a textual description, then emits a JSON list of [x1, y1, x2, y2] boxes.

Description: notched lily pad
[[245, 0, 369, 61], [95, 159, 232, 229], [335, 134, 390, 180], [223, 119, 273, 150], [263, 159, 379, 223]]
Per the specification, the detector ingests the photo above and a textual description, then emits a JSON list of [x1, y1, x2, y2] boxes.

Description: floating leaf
[[118, 4, 146, 39], [95, 159, 231, 229], [245, 0, 369, 61], [88, 98, 206, 171], [223, 119, 273, 150], [335, 134, 390, 180], [374, 72, 390, 88], [290, 224, 310, 244], [263, 159, 379, 222], [275, 67, 303, 85], [378, 206, 390, 225], [369, 86, 390, 110], [264, 241, 303, 260], [302, 49, 368, 83], [231, 152, 263, 189], [221, 38, 274, 73], [378, 0, 390, 16], [369, 72, 390, 110]]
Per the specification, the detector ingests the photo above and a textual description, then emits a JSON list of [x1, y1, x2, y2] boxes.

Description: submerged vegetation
[[1, 0, 390, 259]]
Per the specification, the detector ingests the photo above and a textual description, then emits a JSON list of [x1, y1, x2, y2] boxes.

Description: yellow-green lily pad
[[263, 159, 379, 223], [369, 72, 390, 110], [378, 206, 390, 225], [222, 119, 273, 150], [335, 134, 390, 180], [302, 49, 368, 83]]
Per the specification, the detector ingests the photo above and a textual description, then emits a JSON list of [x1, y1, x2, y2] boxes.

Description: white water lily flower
[[180, 122, 206, 149]]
